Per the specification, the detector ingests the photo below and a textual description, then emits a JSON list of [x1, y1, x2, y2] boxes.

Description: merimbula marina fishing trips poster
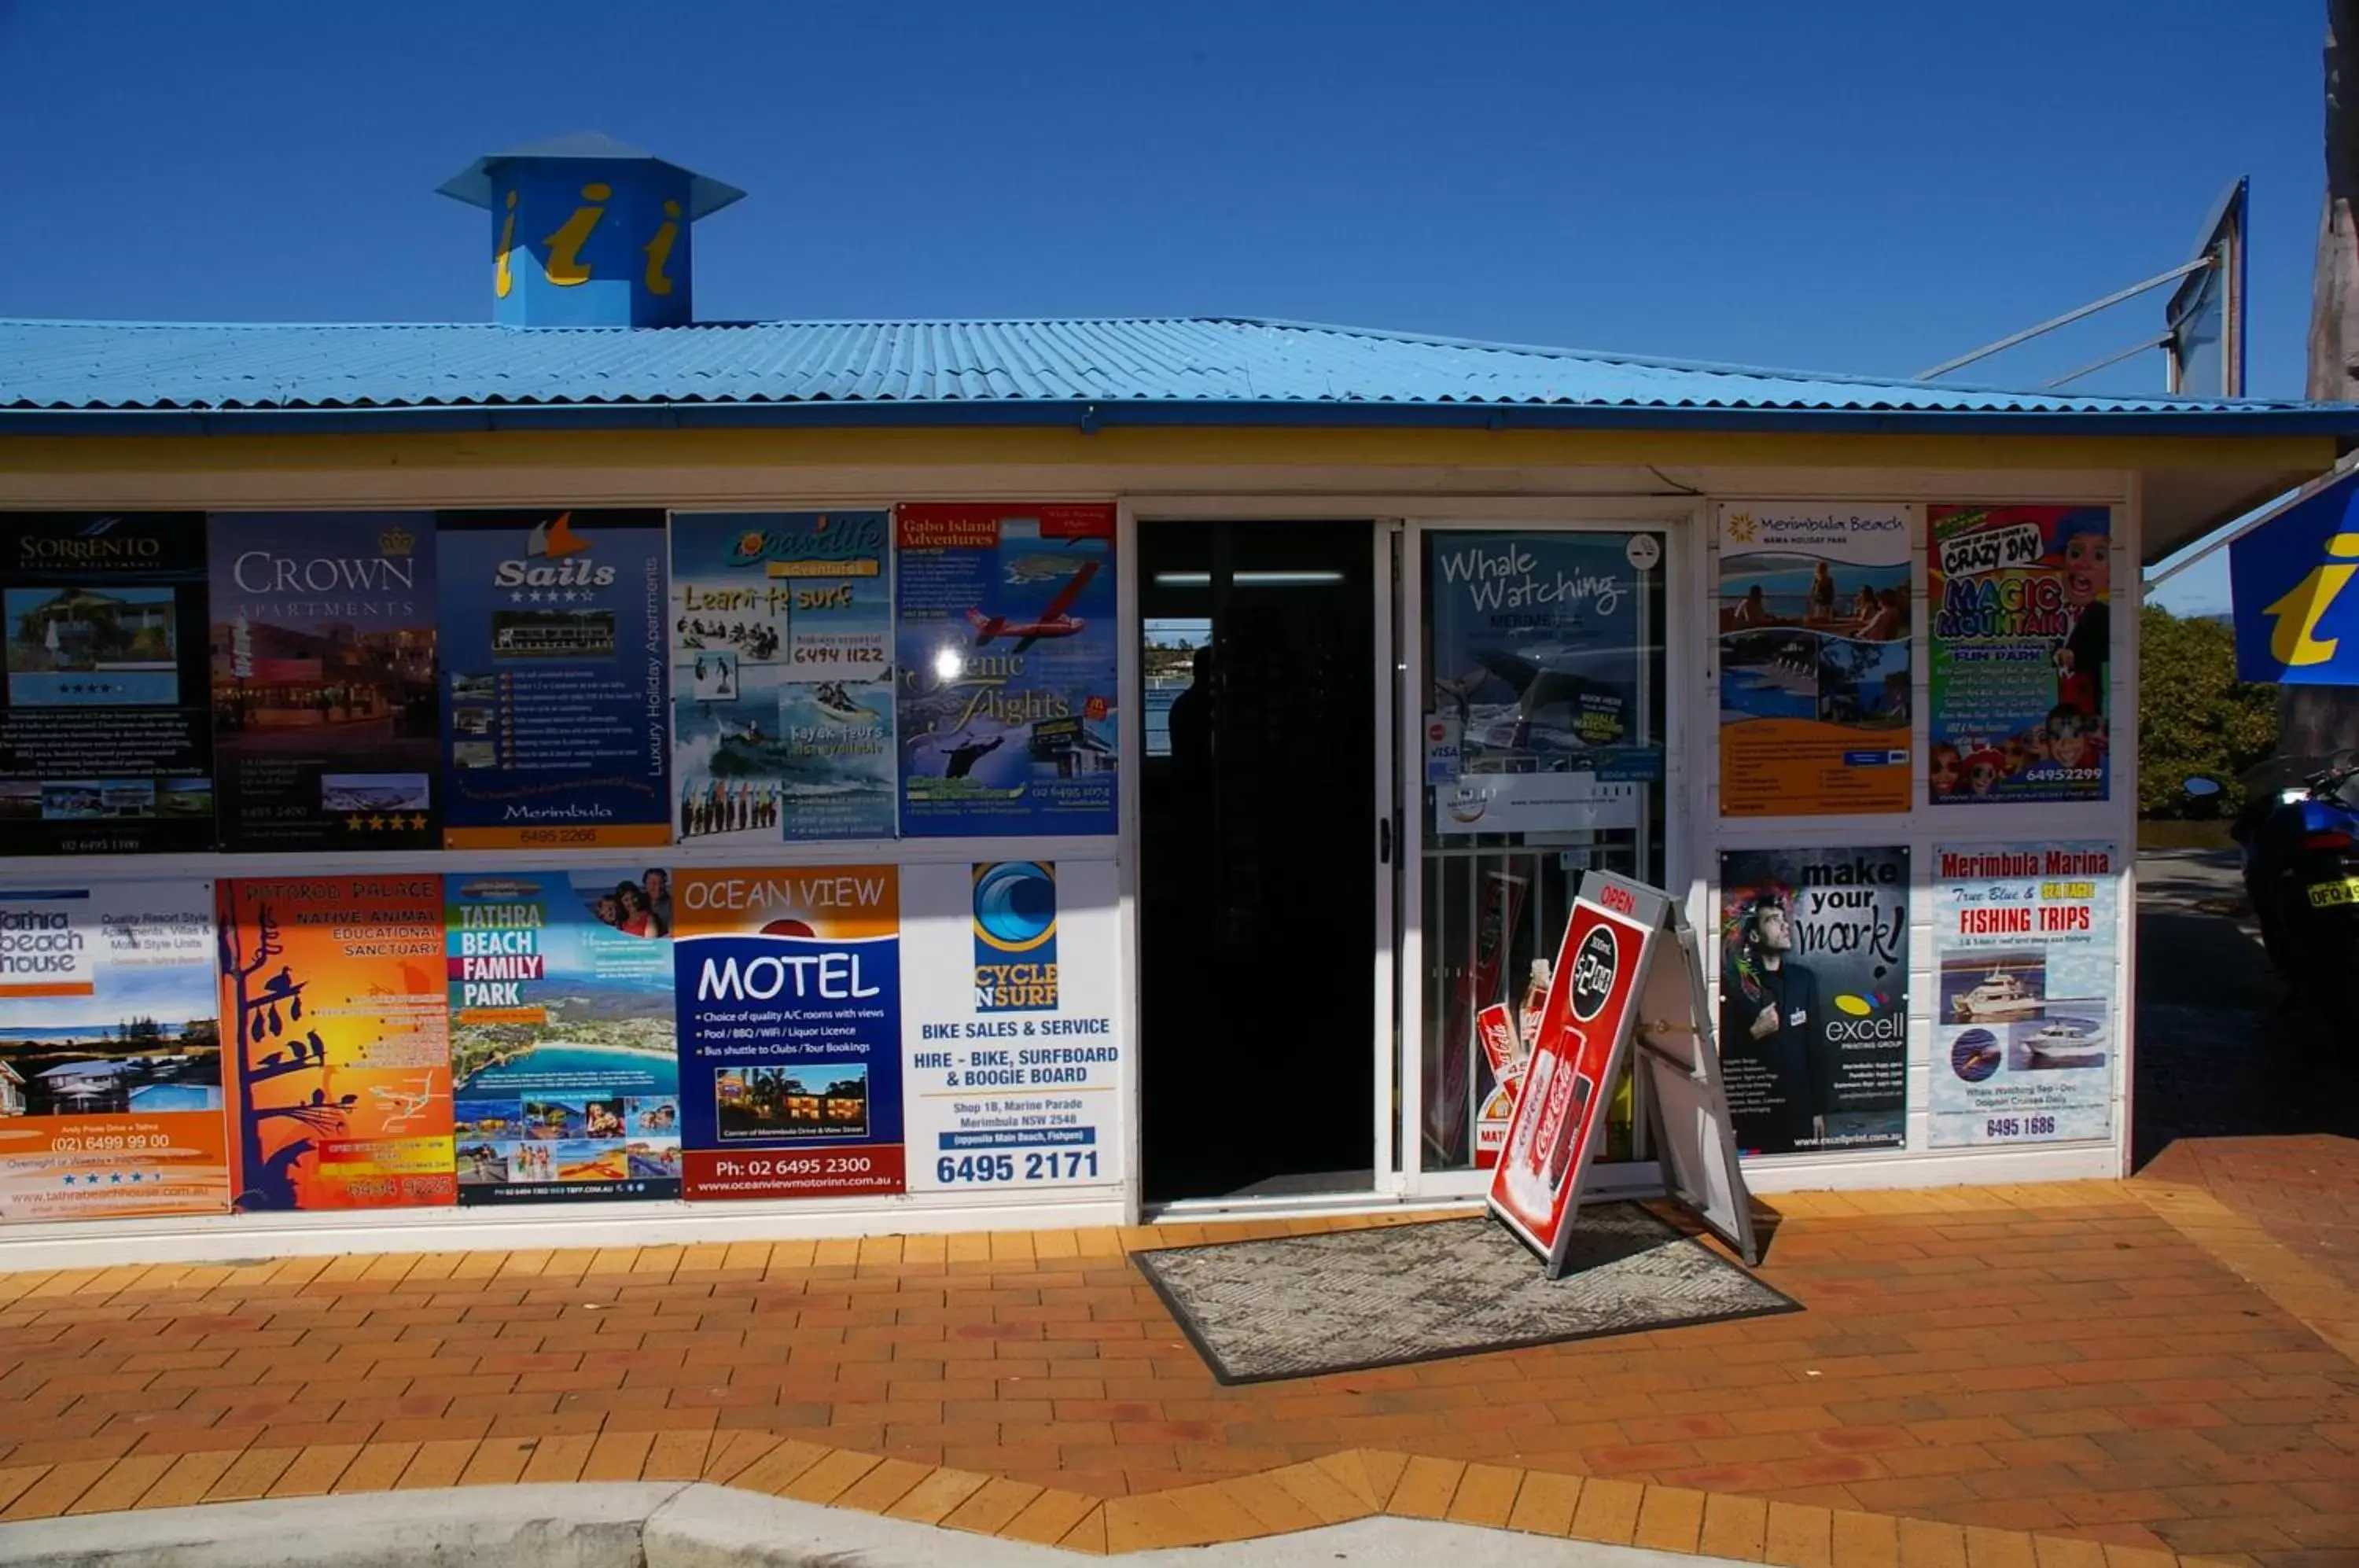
[[670, 513, 895, 844], [1717, 504, 1912, 816], [436, 510, 672, 849], [672, 866, 903, 1200], [207, 513, 442, 852], [217, 875, 455, 1212], [1933, 842, 2118, 1148], [895, 504, 1118, 837], [447, 869, 679, 1203], [0, 880, 228, 1222], [1928, 506, 2111, 805]]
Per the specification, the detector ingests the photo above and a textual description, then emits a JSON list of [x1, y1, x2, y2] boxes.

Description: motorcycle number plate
[[2306, 878, 2359, 908]]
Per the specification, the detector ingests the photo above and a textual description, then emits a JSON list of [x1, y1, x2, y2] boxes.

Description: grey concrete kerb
[[0, 1481, 1757, 1567]]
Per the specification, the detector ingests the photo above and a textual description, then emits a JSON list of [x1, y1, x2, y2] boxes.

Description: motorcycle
[[2192, 751, 2359, 1019]]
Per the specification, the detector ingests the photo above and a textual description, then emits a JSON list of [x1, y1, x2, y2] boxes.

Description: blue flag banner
[[2231, 469, 2359, 686]]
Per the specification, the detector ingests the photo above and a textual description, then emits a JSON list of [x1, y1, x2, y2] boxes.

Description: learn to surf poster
[[669, 513, 895, 844], [436, 510, 672, 849], [207, 513, 441, 853], [672, 865, 903, 1201], [894, 504, 1117, 837], [1, 513, 217, 855], [446, 868, 679, 1203], [0, 879, 229, 1223], [1716, 504, 1912, 817], [216, 874, 456, 1212], [1424, 530, 1658, 837]]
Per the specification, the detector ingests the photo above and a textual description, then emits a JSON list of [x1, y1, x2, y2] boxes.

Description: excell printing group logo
[[973, 861, 1058, 1013]]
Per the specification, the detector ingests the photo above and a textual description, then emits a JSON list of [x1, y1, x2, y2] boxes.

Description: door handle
[[1378, 815, 1393, 864]]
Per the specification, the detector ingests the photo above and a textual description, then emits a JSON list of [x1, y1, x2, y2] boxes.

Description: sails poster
[[436, 510, 672, 849], [1933, 841, 2118, 1147], [447, 869, 679, 1203], [217, 875, 455, 1211], [895, 504, 1117, 837], [1717, 505, 1912, 816], [208, 513, 441, 852], [2, 513, 217, 854], [670, 513, 895, 844], [0, 880, 228, 1222]]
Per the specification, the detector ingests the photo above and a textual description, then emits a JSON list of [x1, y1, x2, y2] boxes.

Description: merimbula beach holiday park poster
[[895, 504, 1118, 837], [447, 870, 680, 1204], [1928, 506, 2111, 804], [0, 881, 229, 1221], [670, 513, 895, 844], [1716, 504, 1912, 816]]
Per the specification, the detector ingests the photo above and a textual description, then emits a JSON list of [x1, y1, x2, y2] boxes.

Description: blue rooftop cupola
[[436, 133, 745, 328]]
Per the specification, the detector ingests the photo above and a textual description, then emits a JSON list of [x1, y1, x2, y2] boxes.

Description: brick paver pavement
[[2143, 1136, 2359, 1297], [0, 1176, 2353, 1565]]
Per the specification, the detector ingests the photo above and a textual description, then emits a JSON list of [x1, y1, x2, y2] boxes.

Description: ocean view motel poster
[[447, 869, 679, 1203], [1716, 504, 1912, 816], [207, 513, 441, 852], [894, 504, 1118, 837], [669, 512, 895, 845], [436, 510, 672, 849], [0, 880, 228, 1222], [218, 875, 455, 1211], [1, 513, 217, 854], [672, 865, 904, 1200]]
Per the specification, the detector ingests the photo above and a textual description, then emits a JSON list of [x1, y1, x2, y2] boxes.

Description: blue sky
[[0, 2, 2330, 611]]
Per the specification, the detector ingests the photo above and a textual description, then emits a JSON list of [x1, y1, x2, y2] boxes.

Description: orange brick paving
[[2142, 1136, 2359, 1296], [0, 1176, 2350, 1566]]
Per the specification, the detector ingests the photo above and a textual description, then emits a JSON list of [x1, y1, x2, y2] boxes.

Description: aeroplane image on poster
[[966, 559, 1099, 653]]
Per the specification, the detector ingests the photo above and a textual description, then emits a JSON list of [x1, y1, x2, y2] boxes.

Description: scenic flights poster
[[0, 880, 227, 1222], [894, 504, 1118, 837], [672, 865, 903, 1200], [1424, 530, 1658, 837], [1933, 841, 2118, 1148], [2, 513, 217, 854], [669, 512, 894, 844], [436, 510, 671, 849], [208, 513, 441, 852], [1716, 504, 1912, 816], [1928, 506, 2111, 805], [447, 869, 679, 1203], [217, 875, 455, 1211], [1717, 847, 1908, 1156], [900, 858, 1125, 1195]]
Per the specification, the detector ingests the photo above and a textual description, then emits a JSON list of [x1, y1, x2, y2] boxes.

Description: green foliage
[[2138, 605, 2278, 817]]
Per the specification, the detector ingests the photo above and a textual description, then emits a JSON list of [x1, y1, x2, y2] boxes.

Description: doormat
[[1132, 1204, 1799, 1385]]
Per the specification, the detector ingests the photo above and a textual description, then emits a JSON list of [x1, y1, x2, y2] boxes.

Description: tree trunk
[[2283, 0, 2359, 756]]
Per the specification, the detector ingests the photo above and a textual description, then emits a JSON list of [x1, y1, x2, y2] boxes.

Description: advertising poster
[[1928, 506, 2111, 804], [672, 866, 903, 1200], [1487, 888, 1651, 1268], [0, 881, 228, 1222], [1717, 847, 1908, 1156], [1717, 505, 1912, 816], [896, 504, 1118, 837], [900, 858, 1124, 1194], [1933, 842, 2118, 1147], [208, 513, 440, 852], [447, 869, 679, 1204], [217, 875, 455, 1211], [1426, 530, 1657, 836], [2, 513, 216, 854], [436, 510, 671, 849], [670, 512, 894, 843]]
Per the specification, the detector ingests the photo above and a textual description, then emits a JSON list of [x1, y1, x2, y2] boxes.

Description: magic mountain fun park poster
[[436, 510, 672, 850], [2, 513, 217, 854], [894, 504, 1118, 837], [670, 513, 896, 844], [1928, 506, 2111, 805]]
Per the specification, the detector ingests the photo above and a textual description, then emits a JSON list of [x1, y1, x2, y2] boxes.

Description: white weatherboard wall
[[1694, 488, 2138, 1192]]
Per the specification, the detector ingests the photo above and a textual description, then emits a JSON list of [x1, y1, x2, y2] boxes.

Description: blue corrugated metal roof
[[0, 315, 2346, 433]]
